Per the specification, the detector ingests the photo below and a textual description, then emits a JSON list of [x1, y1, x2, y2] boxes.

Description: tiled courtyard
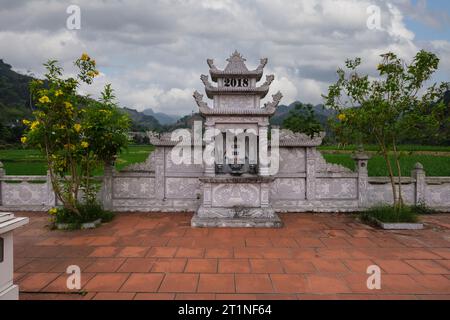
[[12, 212, 450, 300]]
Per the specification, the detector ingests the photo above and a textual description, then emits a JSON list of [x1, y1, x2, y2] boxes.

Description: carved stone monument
[[190, 51, 283, 227]]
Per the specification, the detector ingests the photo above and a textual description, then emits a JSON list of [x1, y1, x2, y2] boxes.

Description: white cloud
[[0, 0, 448, 114]]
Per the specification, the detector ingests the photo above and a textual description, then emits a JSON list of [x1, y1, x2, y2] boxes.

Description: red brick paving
[[12, 212, 450, 300]]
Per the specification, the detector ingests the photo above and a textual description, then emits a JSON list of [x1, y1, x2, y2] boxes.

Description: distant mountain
[[270, 101, 336, 127], [121, 107, 162, 132], [162, 112, 204, 131], [0, 59, 163, 144], [142, 108, 179, 125], [0, 59, 33, 124]]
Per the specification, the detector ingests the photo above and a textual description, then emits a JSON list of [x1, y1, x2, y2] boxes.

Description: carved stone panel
[[316, 178, 357, 199], [166, 178, 200, 199], [211, 183, 260, 207], [2, 182, 48, 206], [271, 178, 306, 200], [425, 183, 450, 207], [217, 95, 255, 109], [165, 147, 204, 173], [278, 148, 306, 173], [113, 177, 155, 199]]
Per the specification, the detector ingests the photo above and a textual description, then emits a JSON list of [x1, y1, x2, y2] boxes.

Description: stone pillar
[[46, 170, 56, 207], [260, 182, 270, 208], [203, 183, 212, 209], [204, 124, 215, 177], [352, 152, 370, 208], [0, 161, 4, 206], [305, 148, 316, 200], [102, 161, 114, 211], [154, 147, 166, 201], [258, 125, 269, 176], [412, 162, 426, 205]]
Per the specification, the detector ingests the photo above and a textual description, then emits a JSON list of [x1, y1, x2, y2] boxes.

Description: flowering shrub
[[22, 54, 130, 219]]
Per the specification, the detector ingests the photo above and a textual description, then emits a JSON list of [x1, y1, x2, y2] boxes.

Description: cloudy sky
[[1, 0, 449, 115]]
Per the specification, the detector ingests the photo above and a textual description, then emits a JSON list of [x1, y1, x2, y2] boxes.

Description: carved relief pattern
[[212, 183, 260, 207], [113, 178, 155, 199], [271, 178, 305, 200], [166, 178, 200, 198], [316, 178, 357, 199], [218, 95, 255, 109], [278, 148, 306, 173], [2, 182, 48, 205]]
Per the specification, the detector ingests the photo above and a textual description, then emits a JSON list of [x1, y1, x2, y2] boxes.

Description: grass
[[323, 154, 450, 176], [319, 144, 450, 152], [0, 144, 448, 176], [360, 205, 419, 224], [0, 145, 154, 176]]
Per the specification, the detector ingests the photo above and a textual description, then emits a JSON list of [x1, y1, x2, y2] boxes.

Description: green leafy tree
[[282, 103, 323, 138], [22, 54, 130, 216], [324, 50, 449, 209]]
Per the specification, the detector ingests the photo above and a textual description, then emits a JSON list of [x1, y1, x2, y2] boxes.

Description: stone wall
[[1, 151, 449, 213]]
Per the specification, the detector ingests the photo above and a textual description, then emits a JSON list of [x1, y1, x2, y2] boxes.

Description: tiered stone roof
[[207, 50, 267, 81]]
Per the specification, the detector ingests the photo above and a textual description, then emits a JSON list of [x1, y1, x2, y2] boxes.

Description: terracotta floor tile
[[405, 260, 449, 274], [219, 259, 251, 273], [44, 272, 96, 292], [216, 294, 257, 300], [18, 273, 61, 292], [94, 292, 135, 300], [198, 274, 235, 293], [235, 274, 273, 293], [250, 259, 284, 273], [134, 293, 175, 300], [175, 293, 215, 300], [89, 236, 117, 246], [146, 246, 178, 258], [88, 246, 119, 258], [409, 274, 450, 294], [381, 274, 428, 294], [117, 258, 156, 272], [159, 274, 199, 293], [16, 258, 61, 273], [281, 259, 316, 273], [270, 238, 298, 248], [271, 274, 307, 293], [120, 273, 164, 292], [176, 247, 205, 258], [295, 237, 325, 248], [342, 259, 375, 273], [320, 238, 352, 248], [245, 237, 272, 247], [306, 274, 351, 294], [310, 259, 349, 273], [84, 258, 125, 273], [151, 258, 187, 272], [205, 248, 233, 258], [185, 259, 217, 273], [84, 273, 130, 292], [376, 259, 421, 274], [117, 246, 149, 258]]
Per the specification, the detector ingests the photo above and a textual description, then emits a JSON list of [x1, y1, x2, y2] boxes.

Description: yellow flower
[[87, 71, 96, 78], [74, 123, 81, 133], [338, 113, 347, 121], [48, 208, 58, 215], [81, 141, 89, 148], [64, 101, 73, 109], [38, 96, 51, 104], [22, 119, 31, 126], [81, 53, 90, 61], [55, 90, 63, 97], [30, 121, 40, 130], [21, 136, 27, 144], [91, 59, 96, 67]]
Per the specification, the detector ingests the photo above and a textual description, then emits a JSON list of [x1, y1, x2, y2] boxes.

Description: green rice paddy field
[[0, 145, 449, 176]]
